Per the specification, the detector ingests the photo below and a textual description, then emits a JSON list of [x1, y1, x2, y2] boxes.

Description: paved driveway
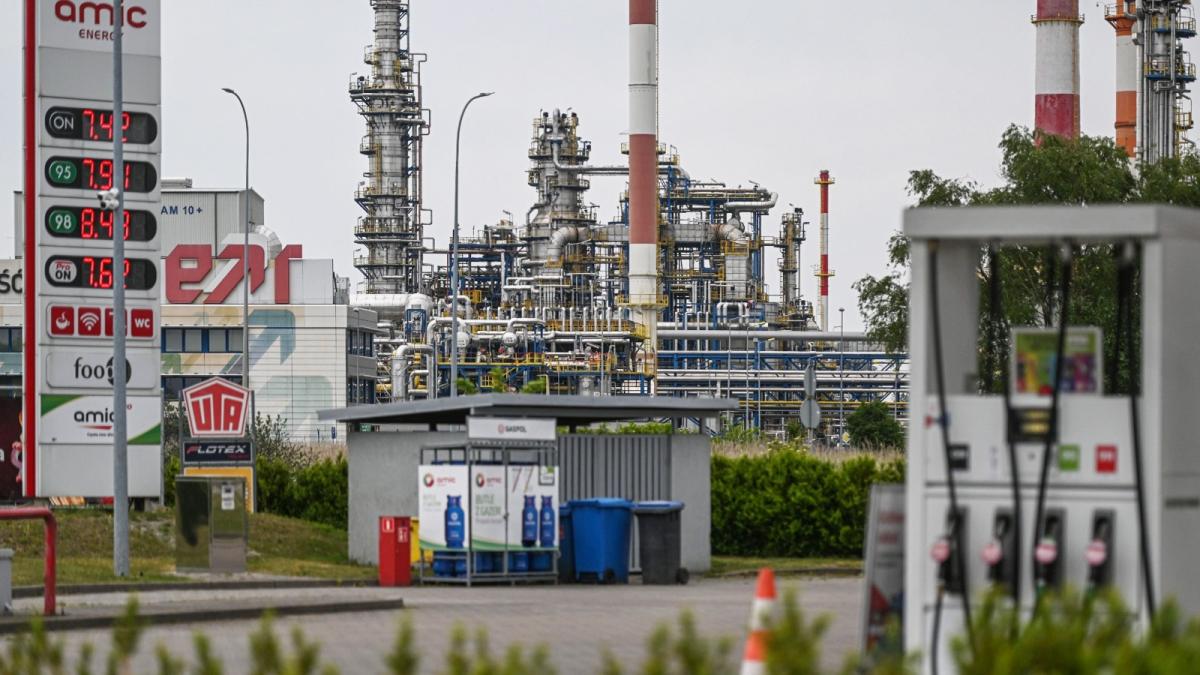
[[24, 577, 864, 674]]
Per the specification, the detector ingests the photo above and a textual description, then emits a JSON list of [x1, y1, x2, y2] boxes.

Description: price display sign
[[44, 107, 158, 144], [43, 156, 157, 192], [28, 0, 164, 499], [44, 207, 156, 242], [44, 256, 157, 291]]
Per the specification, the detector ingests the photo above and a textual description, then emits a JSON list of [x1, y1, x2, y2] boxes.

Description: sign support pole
[[111, 0, 130, 577], [22, 0, 37, 498]]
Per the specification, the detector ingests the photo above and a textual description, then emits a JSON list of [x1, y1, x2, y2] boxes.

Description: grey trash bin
[[632, 501, 687, 585]]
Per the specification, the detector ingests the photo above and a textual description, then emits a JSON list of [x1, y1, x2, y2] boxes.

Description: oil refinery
[[344, 0, 907, 438]]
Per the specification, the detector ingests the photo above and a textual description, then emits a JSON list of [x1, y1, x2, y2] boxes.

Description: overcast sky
[[0, 1, 1138, 329]]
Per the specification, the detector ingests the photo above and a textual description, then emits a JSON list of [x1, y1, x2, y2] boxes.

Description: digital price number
[[44, 207, 156, 242], [44, 107, 158, 144], [44, 157, 157, 193], [44, 256, 157, 291]]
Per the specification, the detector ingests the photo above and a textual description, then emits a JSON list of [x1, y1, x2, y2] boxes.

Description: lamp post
[[221, 88, 251, 392], [839, 307, 845, 445], [450, 92, 494, 397]]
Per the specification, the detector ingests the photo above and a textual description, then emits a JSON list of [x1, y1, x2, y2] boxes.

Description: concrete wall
[[669, 434, 712, 574], [346, 430, 713, 573], [347, 430, 464, 565]]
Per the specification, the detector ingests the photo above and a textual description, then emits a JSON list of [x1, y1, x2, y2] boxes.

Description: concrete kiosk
[[319, 395, 735, 575]]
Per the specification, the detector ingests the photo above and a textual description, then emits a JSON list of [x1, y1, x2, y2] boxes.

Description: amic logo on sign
[[476, 473, 485, 488], [182, 378, 250, 438], [423, 474, 434, 488], [53, 1, 149, 28]]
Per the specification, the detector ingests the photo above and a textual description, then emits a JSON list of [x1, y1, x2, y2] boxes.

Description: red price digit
[[81, 208, 96, 239], [121, 112, 130, 142], [99, 112, 113, 141]]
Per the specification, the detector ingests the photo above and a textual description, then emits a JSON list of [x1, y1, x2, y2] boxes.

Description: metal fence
[[558, 434, 672, 572]]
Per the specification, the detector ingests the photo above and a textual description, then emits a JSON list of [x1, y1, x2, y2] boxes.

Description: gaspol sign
[[40, 394, 161, 445], [466, 416, 557, 442]]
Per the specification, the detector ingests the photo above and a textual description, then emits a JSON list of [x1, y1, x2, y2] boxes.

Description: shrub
[[711, 447, 905, 558], [846, 402, 905, 449], [255, 457, 348, 530]]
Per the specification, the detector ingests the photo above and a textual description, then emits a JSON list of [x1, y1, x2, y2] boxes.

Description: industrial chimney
[[1034, 0, 1083, 139], [814, 171, 835, 332], [628, 0, 659, 389], [1107, 1, 1138, 157]]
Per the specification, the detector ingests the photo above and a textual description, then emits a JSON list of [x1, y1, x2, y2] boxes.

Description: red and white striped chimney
[[1034, 0, 1082, 139], [815, 170, 834, 331], [629, 0, 658, 382], [1107, 1, 1138, 157]]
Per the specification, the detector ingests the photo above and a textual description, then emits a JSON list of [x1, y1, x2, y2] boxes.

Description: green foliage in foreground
[[953, 589, 1200, 674], [6, 590, 1200, 674], [712, 448, 905, 558]]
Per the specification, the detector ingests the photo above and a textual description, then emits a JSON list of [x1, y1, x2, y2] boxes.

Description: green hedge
[[712, 449, 905, 558], [255, 456, 349, 531]]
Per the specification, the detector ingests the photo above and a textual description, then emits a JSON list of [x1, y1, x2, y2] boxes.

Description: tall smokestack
[[629, 0, 658, 390], [1107, 1, 1138, 156], [1034, 0, 1082, 139], [815, 170, 835, 332]]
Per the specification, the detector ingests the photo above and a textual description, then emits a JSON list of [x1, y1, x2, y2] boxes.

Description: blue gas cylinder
[[445, 495, 465, 549], [539, 496, 556, 547], [521, 495, 538, 547]]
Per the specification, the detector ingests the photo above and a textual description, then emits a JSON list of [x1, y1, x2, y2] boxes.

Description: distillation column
[[814, 171, 835, 332], [628, 0, 659, 390], [351, 0, 429, 300], [1139, 1, 1197, 162], [1034, 0, 1083, 139], [1108, 2, 1139, 157]]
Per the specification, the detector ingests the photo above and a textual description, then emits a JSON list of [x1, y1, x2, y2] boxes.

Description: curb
[[0, 598, 405, 635], [14, 578, 378, 599], [711, 566, 863, 579]]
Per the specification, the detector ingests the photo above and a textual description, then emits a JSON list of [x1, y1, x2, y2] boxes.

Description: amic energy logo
[[182, 378, 250, 438]]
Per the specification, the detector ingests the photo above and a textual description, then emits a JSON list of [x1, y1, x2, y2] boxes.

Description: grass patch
[[0, 508, 371, 586], [709, 556, 863, 576]]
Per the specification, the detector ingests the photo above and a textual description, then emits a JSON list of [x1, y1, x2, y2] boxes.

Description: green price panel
[[43, 156, 157, 193], [44, 207, 156, 241]]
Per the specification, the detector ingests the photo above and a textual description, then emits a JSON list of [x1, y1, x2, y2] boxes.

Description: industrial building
[[342, 0, 909, 439]]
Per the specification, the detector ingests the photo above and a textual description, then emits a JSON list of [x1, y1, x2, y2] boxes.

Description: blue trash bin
[[558, 504, 575, 583], [569, 498, 633, 583]]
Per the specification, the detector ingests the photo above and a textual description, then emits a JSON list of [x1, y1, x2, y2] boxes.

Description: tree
[[846, 401, 905, 449], [854, 125, 1199, 391]]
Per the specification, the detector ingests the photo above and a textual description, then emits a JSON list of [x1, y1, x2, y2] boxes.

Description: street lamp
[[450, 92, 494, 397], [221, 88, 251, 392], [839, 307, 845, 445]]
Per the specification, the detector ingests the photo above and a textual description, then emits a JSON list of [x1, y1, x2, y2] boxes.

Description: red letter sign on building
[[182, 378, 251, 438]]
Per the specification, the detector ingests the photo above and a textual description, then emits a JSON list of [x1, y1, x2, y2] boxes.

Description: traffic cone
[[740, 568, 776, 675]]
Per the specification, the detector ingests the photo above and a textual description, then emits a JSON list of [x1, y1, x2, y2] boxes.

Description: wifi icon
[[78, 308, 102, 336]]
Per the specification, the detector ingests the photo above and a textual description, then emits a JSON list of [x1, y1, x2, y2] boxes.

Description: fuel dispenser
[[904, 206, 1200, 673]]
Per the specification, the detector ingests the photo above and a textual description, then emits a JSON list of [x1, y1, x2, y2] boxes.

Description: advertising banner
[[417, 465, 470, 552], [860, 484, 905, 656], [506, 465, 559, 549], [470, 466, 508, 550], [40, 394, 160, 445]]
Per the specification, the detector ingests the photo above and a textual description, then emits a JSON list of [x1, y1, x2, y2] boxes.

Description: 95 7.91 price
[[43, 157, 157, 193]]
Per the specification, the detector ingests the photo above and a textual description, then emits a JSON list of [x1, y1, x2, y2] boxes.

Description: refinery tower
[[350, 0, 430, 307]]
